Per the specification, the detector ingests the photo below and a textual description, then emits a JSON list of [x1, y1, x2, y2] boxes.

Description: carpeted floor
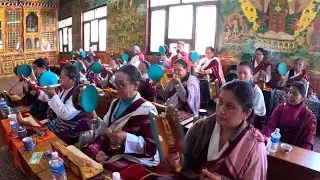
[[0, 128, 27, 180]]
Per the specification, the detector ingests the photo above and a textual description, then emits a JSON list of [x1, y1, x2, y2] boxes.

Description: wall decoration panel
[[107, 0, 147, 53], [0, 1, 58, 76], [2, 60, 13, 75], [217, 0, 320, 94]]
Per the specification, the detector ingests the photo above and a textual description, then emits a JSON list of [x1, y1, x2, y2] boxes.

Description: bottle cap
[[112, 172, 121, 180], [51, 151, 58, 158], [8, 114, 16, 120], [198, 109, 208, 116]]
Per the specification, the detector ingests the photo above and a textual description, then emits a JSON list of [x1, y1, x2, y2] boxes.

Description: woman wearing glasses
[[80, 64, 159, 171]]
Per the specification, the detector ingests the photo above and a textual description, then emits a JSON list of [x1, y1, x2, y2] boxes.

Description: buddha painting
[[26, 12, 38, 33], [223, 13, 245, 44]]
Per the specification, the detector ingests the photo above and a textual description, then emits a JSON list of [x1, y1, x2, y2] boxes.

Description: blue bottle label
[[271, 136, 280, 143], [11, 122, 18, 129], [51, 163, 65, 175]]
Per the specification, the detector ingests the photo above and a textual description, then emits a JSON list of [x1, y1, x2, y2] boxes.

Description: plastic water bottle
[[112, 172, 121, 180], [268, 128, 281, 153], [49, 152, 67, 180], [9, 113, 18, 138], [0, 98, 8, 117]]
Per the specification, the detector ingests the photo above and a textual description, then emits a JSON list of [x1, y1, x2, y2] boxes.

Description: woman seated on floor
[[79, 64, 159, 171], [83, 56, 116, 89], [195, 46, 225, 85], [264, 81, 316, 150], [237, 61, 266, 130], [22, 57, 50, 120], [194, 46, 226, 108], [252, 48, 272, 83], [157, 59, 200, 114], [280, 58, 314, 94], [38, 65, 93, 145], [168, 80, 267, 180]]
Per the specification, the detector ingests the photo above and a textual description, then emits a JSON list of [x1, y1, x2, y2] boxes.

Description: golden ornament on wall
[[14, 60, 24, 67], [2, 60, 13, 74]]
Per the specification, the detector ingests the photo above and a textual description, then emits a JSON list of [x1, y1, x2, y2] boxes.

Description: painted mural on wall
[[217, 0, 320, 74], [107, 0, 146, 53], [59, 0, 145, 53]]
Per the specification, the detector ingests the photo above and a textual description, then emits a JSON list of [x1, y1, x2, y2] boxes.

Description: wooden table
[[18, 137, 79, 180], [267, 144, 320, 180]]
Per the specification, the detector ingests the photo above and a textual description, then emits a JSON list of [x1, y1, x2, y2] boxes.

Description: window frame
[[148, 0, 219, 55], [82, 5, 107, 52], [6, 9, 22, 52], [58, 16, 72, 53]]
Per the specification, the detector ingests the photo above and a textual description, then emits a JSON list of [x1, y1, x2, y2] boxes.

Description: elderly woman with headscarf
[[129, 45, 145, 68]]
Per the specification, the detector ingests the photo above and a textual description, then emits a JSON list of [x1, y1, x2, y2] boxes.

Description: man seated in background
[[237, 61, 266, 130], [169, 41, 189, 69], [38, 65, 93, 144]]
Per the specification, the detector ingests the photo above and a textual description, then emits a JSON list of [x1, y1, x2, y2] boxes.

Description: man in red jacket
[[169, 41, 190, 69]]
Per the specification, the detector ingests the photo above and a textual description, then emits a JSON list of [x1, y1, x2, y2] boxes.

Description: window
[[7, 10, 21, 51], [149, 0, 218, 55], [82, 6, 107, 51], [42, 10, 56, 51], [58, 17, 72, 52]]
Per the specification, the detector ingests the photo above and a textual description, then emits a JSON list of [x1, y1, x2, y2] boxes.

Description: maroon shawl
[[286, 69, 315, 93], [198, 58, 221, 85], [86, 65, 114, 88], [84, 98, 157, 166], [265, 103, 316, 150], [252, 59, 271, 76], [169, 51, 189, 69]]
